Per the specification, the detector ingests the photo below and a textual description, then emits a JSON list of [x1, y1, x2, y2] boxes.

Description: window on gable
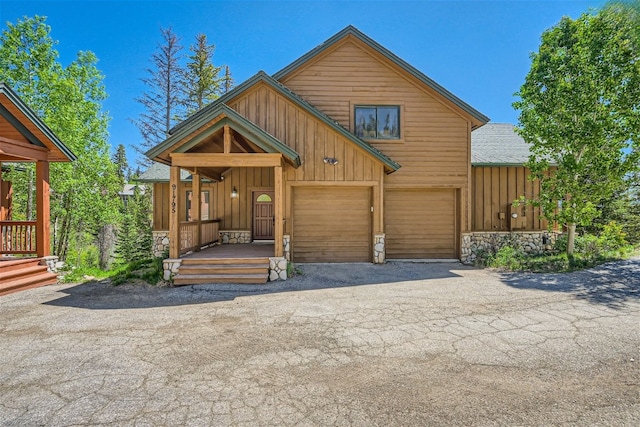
[[354, 105, 400, 140]]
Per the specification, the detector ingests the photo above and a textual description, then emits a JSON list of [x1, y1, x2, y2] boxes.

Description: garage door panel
[[293, 187, 371, 262], [385, 189, 457, 259]]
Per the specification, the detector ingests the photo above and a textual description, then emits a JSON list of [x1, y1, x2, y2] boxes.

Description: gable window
[[354, 105, 400, 140]]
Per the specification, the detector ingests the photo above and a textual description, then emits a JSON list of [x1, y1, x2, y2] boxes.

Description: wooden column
[[0, 162, 4, 221], [36, 161, 50, 257], [274, 165, 284, 257], [193, 171, 201, 252], [169, 165, 180, 258]]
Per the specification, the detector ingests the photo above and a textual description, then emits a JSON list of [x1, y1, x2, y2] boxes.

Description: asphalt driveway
[[1, 259, 639, 426]]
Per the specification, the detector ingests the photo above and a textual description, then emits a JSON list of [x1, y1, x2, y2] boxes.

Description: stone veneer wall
[[373, 234, 385, 264], [269, 257, 288, 281], [219, 230, 251, 244], [461, 231, 559, 264], [153, 231, 170, 258]]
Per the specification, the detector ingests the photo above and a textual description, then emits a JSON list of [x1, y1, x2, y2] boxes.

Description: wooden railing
[[0, 221, 37, 255], [179, 219, 220, 255]]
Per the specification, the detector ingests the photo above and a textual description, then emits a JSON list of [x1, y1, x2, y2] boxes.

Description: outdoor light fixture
[[511, 213, 519, 219], [323, 157, 339, 165], [231, 187, 238, 199]]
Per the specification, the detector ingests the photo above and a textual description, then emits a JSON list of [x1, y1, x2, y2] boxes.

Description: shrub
[[488, 246, 523, 270]]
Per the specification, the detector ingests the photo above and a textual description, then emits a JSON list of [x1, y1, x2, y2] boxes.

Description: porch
[[169, 242, 278, 285]]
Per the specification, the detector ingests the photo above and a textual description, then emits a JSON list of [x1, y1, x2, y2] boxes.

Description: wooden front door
[[253, 191, 275, 240]]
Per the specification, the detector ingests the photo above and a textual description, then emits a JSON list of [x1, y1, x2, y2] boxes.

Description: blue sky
[[1, 0, 606, 167]]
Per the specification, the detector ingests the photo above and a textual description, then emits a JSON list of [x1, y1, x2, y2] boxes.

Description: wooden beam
[[0, 136, 49, 161], [169, 165, 180, 258], [274, 165, 284, 257], [193, 172, 201, 251], [223, 125, 231, 154], [170, 153, 283, 168], [35, 161, 50, 257]]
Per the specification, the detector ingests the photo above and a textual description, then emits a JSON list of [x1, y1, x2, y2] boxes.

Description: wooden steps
[[0, 258, 58, 296], [173, 257, 269, 285]]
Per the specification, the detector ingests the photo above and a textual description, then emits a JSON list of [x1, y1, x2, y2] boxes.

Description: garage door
[[293, 187, 371, 262], [385, 189, 457, 259]]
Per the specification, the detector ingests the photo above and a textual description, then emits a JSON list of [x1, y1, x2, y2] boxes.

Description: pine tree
[[223, 65, 234, 93], [112, 144, 129, 184], [131, 27, 186, 166], [184, 33, 223, 113]]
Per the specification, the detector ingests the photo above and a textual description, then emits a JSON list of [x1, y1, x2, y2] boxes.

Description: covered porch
[[146, 104, 300, 284]]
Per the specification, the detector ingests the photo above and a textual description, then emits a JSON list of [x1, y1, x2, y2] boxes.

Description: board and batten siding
[[471, 166, 548, 231], [227, 82, 386, 237], [278, 39, 471, 189]]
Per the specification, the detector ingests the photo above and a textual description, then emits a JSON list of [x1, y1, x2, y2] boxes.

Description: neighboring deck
[[174, 243, 274, 285], [0, 257, 58, 296]]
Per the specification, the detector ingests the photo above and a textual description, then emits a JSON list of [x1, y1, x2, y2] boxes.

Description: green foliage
[[513, 8, 640, 254], [112, 144, 130, 184], [115, 185, 153, 263], [487, 246, 524, 270], [185, 33, 223, 113], [111, 258, 163, 286], [0, 16, 121, 262]]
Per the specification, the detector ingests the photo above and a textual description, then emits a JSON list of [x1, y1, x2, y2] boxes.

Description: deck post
[[35, 160, 50, 257], [169, 165, 180, 258], [0, 161, 4, 221], [193, 171, 201, 251], [274, 165, 284, 257]]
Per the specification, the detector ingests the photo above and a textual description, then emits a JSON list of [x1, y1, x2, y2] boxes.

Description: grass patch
[[61, 258, 164, 285]]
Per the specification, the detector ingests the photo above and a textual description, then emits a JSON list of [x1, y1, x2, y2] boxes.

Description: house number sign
[[171, 184, 177, 214]]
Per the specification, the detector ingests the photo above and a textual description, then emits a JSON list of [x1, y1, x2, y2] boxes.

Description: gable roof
[[471, 123, 532, 165], [273, 25, 490, 129], [146, 103, 301, 167], [0, 82, 76, 162], [137, 162, 193, 182], [157, 71, 400, 173]]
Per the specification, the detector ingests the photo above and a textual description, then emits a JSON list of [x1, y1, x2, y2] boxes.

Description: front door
[[253, 190, 274, 240]]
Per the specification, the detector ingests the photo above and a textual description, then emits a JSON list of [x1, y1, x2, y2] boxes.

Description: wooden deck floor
[[182, 243, 274, 260]]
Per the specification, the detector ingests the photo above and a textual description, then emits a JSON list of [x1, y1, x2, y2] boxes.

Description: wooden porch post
[[0, 162, 4, 221], [36, 160, 50, 257], [169, 165, 180, 258], [193, 171, 201, 251], [274, 165, 284, 257]]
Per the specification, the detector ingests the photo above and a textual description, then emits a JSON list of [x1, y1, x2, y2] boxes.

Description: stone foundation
[[461, 231, 559, 264], [220, 230, 251, 244], [40, 256, 59, 273], [373, 234, 385, 264], [162, 258, 182, 281], [269, 257, 288, 281], [153, 231, 170, 258]]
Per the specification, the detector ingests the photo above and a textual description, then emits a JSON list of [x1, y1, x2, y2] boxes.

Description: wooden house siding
[[278, 39, 471, 188], [471, 166, 548, 231], [227, 82, 386, 254]]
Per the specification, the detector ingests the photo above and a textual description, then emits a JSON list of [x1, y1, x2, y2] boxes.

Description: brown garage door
[[385, 189, 457, 259], [292, 187, 371, 262]]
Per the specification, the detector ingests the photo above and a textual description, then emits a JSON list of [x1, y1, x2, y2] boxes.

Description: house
[[143, 26, 549, 283], [0, 83, 76, 295]]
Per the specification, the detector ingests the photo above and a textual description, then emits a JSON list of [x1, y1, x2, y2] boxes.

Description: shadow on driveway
[[45, 261, 472, 310], [499, 257, 640, 309]]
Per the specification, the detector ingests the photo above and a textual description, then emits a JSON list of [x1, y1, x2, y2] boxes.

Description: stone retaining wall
[[461, 231, 560, 264]]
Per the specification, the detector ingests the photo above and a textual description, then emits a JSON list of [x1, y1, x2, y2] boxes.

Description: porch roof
[[0, 83, 76, 163], [146, 103, 301, 171]]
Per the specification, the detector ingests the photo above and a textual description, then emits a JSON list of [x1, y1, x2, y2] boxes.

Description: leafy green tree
[[184, 33, 223, 113], [132, 26, 186, 164], [0, 16, 121, 264], [513, 8, 640, 255]]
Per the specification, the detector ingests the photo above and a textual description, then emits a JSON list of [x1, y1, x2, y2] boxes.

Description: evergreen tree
[[132, 26, 186, 166], [112, 144, 129, 184], [223, 65, 234, 93], [184, 33, 223, 113]]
